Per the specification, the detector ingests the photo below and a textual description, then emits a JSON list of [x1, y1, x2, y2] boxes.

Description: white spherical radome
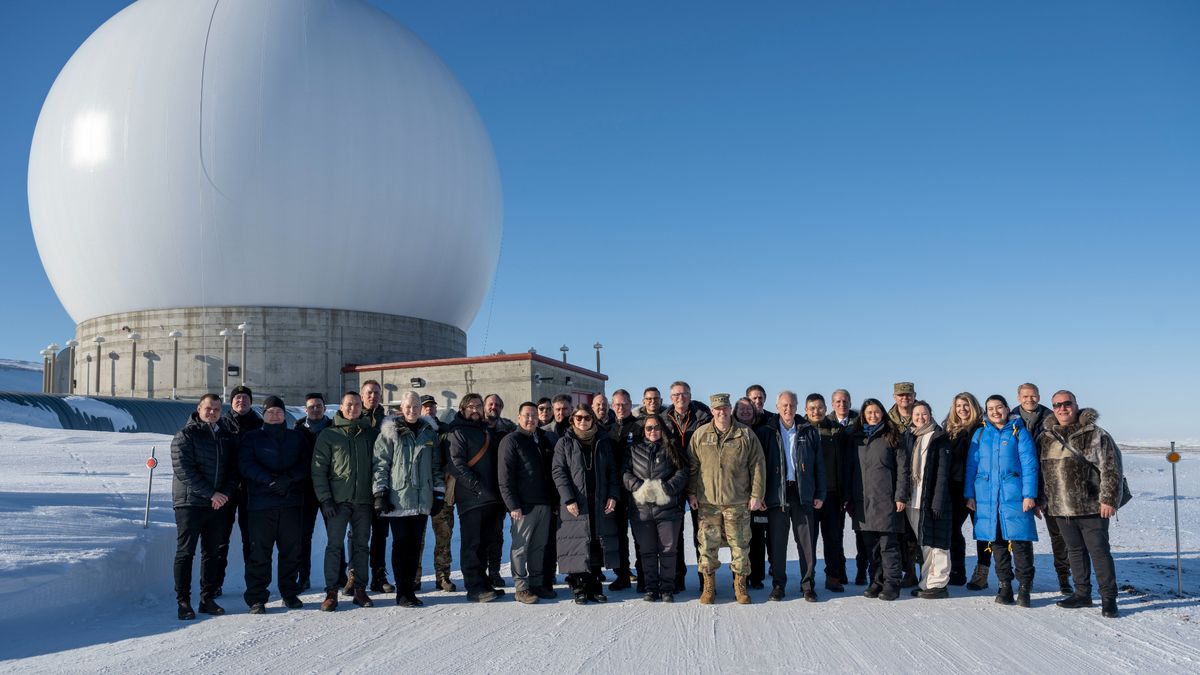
[[28, 0, 502, 331]]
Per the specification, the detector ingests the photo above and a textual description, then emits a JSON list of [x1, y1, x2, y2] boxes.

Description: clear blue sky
[[2, 1, 1197, 442]]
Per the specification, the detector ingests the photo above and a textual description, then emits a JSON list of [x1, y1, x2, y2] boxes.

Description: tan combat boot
[[734, 575, 752, 605], [699, 572, 717, 605]]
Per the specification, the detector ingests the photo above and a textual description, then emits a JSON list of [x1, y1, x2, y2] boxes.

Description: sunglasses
[[644, 425, 661, 432], [1052, 401, 1075, 410], [572, 415, 592, 422]]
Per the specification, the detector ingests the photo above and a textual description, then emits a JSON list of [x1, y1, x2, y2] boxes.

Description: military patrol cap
[[709, 393, 732, 409], [893, 382, 915, 395]]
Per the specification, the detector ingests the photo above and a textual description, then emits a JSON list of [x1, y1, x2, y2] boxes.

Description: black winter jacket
[[446, 417, 501, 514], [239, 423, 307, 511], [171, 413, 238, 508], [905, 426, 952, 549], [552, 431, 620, 573], [498, 429, 554, 513], [622, 440, 689, 522], [848, 422, 911, 533], [662, 402, 712, 454], [814, 416, 853, 493], [757, 416, 827, 508], [946, 421, 982, 484]]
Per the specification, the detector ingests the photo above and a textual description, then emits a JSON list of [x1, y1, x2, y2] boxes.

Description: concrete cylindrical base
[[67, 306, 466, 403]]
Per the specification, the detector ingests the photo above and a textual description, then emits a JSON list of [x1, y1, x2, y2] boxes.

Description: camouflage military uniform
[[698, 504, 753, 574], [416, 473, 456, 582]]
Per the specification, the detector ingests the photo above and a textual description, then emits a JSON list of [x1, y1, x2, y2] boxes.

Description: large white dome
[[28, 0, 501, 331]]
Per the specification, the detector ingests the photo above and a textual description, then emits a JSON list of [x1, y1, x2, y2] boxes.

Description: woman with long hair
[[552, 404, 620, 604], [942, 392, 985, 588], [966, 394, 1039, 607], [622, 413, 690, 602], [848, 398, 910, 601], [906, 400, 952, 598]]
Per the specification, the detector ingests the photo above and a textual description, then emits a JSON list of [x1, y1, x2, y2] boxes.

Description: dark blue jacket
[[239, 423, 307, 511], [756, 415, 827, 508]]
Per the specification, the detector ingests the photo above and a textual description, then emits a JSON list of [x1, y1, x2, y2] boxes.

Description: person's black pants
[[631, 515, 682, 595], [749, 517, 768, 585], [323, 502, 371, 592], [969, 509, 992, 567], [813, 489, 847, 583], [1056, 515, 1116, 601], [767, 483, 816, 591], [542, 510, 559, 589], [298, 487, 319, 588], [368, 511, 390, 576], [949, 482, 968, 579], [174, 504, 234, 603], [675, 503, 701, 590], [388, 514, 429, 597], [459, 505, 505, 595], [567, 536, 606, 594], [613, 498, 633, 579], [235, 484, 251, 565], [1044, 512, 1076, 582], [862, 530, 902, 589], [990, 524, 1034, 587], [488, 511, 505, 580], [244, 507, 302, 606]]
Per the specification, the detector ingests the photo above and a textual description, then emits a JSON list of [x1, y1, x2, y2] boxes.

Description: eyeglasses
[[644, 425, 661, 432], [1052, 401, 1075, 410], [464, 403, 483, 411], [305, 404, 324, 410], [572, 415, 592, 422]]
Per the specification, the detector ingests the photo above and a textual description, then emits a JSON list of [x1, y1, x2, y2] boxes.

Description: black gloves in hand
[[374, 493, 391, 517], [430, 493, 445, 517], [269, 475, 292, 496], [320, 500, 338, 520]]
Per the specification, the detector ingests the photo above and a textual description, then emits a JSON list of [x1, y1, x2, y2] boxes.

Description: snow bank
[[63, 395, 138, 432], [0, 399, 61, 428], [0, 359, 43, 394]]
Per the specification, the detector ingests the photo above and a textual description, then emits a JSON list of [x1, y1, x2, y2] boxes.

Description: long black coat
[[848, 422, 911, 533], [552, 431, 620, 573], [906, 427, 952, 549], [622, 440, 689, 522]]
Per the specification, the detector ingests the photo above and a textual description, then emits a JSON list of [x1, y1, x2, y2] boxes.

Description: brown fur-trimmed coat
[[1038, 408, 1123, 516]]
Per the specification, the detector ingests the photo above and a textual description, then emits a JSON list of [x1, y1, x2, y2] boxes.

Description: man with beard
[[483, 393, 516, 587], [540, 394, 573, 444], [447, 393, 506, 602]]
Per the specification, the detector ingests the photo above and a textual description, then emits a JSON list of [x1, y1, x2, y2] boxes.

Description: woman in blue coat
[[965, 394, 1039, 607]]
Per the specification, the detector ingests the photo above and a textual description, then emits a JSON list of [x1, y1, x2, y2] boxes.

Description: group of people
[[170, 379, 1126, 620]]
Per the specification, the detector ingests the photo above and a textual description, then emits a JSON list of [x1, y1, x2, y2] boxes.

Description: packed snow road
[[0, 422, 1196, 673]]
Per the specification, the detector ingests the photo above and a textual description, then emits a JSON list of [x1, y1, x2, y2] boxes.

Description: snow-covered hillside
[[0, 359, 43, 393], [0, 421, 1195, 673]]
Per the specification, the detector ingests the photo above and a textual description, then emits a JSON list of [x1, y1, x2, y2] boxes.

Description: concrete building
[[29, 0, 500, 402], [344, 353, 607, 416]]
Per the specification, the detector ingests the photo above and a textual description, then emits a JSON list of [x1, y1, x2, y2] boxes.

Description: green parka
[[311, 412, 380, 506]]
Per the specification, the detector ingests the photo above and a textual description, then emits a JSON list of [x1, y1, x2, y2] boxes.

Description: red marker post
[[144, 447, 157, 529]]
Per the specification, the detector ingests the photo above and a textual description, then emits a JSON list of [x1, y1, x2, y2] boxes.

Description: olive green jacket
[[687, 420, 766, 506], [312, 412, 380, 505]]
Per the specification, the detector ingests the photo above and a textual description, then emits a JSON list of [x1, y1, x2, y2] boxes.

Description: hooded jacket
[[966, 417, 1039, 542], [311, 412, 380, 506], [171, 412, 238, 508], [373, 416, 445, 517], [1038, 408, 1124, 516]]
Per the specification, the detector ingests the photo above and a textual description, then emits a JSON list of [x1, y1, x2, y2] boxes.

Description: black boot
[[1057, 574, 1073, 595], [995, 582, 1014, 606], [1016, 586, 1030, 608], [609, 573, 632, 592], [177, 600, 195, 620], [370, 568, 395, 594], [1101, 598, 1119, 618], [965, 564, 989, 591], [1056, 594, 1094, 609], [198, 597, 226, 615]]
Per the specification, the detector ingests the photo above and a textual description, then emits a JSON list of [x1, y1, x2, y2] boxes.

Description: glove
[[374, 493, 391, 517], [320, 500, 338, 520], [430, 493, 445, 517], [269, 475, 292, 496], [929, 509, 942, 521]]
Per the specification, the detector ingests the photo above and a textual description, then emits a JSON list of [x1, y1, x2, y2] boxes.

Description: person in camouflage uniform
[[687, 394, 766, 605]]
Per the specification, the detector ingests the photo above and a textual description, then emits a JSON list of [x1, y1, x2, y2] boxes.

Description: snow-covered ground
[[0, 421, 1196, 673]]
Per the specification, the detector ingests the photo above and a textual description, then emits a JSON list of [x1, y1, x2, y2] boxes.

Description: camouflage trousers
[[697, 504, 752, 576], [415, 479, 456, 582]]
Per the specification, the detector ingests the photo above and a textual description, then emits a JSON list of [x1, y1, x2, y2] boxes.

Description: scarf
[[863, 423, 879, 438], [574, 425, 597, 443]]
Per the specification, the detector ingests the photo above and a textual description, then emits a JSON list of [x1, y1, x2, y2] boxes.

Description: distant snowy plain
[[0, 421, 1195, 673]]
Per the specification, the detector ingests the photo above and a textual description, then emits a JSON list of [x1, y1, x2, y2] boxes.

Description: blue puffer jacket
[[965, 417, 1039, 542]]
